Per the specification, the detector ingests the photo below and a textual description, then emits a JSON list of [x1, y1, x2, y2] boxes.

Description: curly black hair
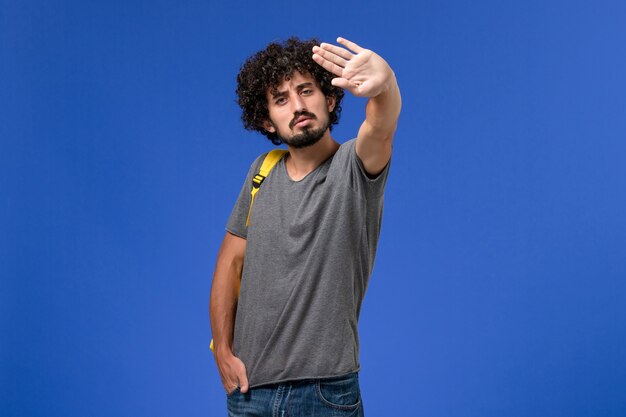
[[236, 37, 345, 145]]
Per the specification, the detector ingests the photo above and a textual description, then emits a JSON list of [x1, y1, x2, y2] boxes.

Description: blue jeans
[[226, 372, 364, 417]]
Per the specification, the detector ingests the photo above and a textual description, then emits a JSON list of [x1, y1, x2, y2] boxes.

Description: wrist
[[213, 342, 234, 359], [381, 70, 398, 95]]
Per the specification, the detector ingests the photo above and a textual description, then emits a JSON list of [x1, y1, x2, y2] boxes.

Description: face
[[263, 71, 335, 149]]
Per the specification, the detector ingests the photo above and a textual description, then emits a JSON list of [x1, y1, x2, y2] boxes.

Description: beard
[[275, 111, 331, 149], [280, 125, 328, 148]]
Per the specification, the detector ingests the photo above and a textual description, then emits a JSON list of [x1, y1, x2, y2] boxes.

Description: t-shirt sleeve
[[339, 138, 391, 199], [226, 153, 267, 239]]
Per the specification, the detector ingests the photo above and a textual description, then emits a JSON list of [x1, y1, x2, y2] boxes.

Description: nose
[[291, 92, 306, 113]]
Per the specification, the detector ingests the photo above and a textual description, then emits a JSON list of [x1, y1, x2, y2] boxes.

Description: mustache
[[289, 111, 317, 130]]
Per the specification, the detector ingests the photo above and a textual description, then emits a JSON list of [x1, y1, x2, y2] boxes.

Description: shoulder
[[332, 138, 377, 175], [244, 150, 280, 179], [249, 152, 269, 171], [251, 149, 288, 169], [330, 138, 357, 165], [330, 138, 391, 195]]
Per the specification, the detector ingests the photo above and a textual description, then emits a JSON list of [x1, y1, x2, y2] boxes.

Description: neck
[[285, 132, 339, 181]]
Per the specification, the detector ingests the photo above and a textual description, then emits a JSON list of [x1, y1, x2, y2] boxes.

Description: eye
[[301, 89, 313, 96], [275, 97, 287, 105]]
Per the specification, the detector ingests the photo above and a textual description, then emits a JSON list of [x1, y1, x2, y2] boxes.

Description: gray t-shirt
[[226, 138, 390, 388]]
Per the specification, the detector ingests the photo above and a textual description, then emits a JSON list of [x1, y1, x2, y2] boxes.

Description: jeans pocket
[[316, 373, 361, 410], [226, 386, 240, 398]]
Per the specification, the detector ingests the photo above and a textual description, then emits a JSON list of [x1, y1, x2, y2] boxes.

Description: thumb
[[331, 77, 351, 90], [237, 365, 250, 393]]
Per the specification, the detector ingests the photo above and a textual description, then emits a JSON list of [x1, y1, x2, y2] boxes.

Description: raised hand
[[312, 37, 395, 98]]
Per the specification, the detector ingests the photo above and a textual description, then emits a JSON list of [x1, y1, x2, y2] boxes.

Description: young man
[[210, 37, 401, 416]]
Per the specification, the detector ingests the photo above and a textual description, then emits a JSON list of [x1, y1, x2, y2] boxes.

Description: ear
[[262, 119, 276, 133], [326, 95, 336, 112]]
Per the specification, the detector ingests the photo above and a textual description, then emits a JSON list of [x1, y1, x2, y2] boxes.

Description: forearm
[[209, 273, 238, 354], [361, 72, 402, 140], [209, 233, 245, 356], [356, 73, 401, 174], [209, 232, 250, 392]]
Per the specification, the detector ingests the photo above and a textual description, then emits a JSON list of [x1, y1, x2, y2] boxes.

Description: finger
[[312, 45, 348, 68], [224, 381, 239, 394], [317, 42, 353, 60], [331, 77, 352, 90], [312, 53, 344, 77], [220, 373, 237, 391], [336, 37, 364, 54]]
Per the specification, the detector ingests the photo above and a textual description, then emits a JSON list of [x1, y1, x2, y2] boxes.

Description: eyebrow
[[271, 82, 315, 98]]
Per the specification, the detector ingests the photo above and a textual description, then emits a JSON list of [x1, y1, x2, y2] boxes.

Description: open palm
[[312, 37, 394, 98]]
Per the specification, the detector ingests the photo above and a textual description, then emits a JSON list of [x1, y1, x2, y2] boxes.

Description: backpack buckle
[[252, 174, 266, 189]]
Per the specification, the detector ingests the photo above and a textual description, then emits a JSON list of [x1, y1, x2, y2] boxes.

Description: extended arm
[[312, 37, 401, 175], [209, 231, 249, 393]]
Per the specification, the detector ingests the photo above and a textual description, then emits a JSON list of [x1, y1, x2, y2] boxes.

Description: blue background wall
[[2, 0, 625, 416]]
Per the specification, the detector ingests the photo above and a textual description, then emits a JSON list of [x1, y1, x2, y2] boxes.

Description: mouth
[[294, 116, 312, 128], [290, 112, 317, 130]]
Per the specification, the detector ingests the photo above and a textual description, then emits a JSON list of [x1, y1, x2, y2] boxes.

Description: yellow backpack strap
[[246, 150, 287, 225]]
